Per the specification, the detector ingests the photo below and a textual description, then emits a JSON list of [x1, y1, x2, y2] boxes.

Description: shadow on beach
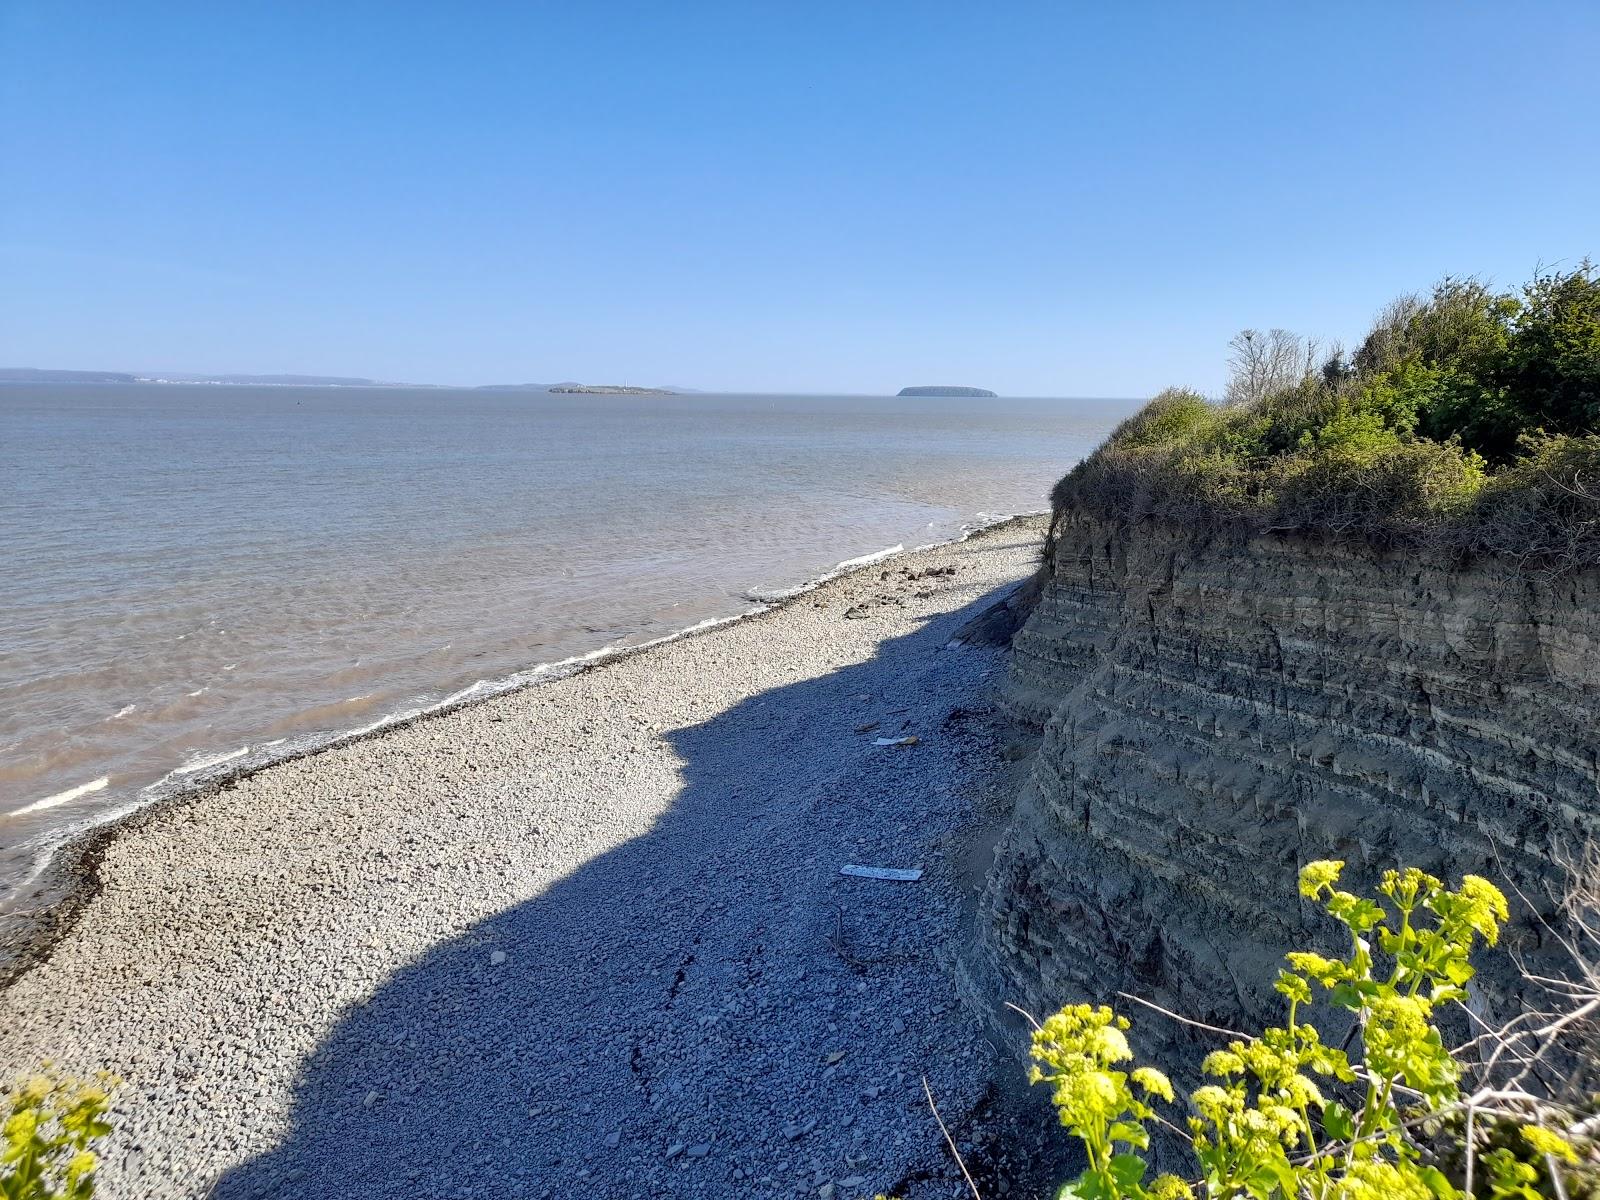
[[213, 580, 1034, 1200]]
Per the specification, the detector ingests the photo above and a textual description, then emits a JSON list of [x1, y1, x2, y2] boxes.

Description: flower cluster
[[2, 1067, 115, 1200], [1028, 1004, 1189, 1200], [1025, 859, 1592, 1199]]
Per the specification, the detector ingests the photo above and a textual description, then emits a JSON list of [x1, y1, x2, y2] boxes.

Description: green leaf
[[1413, 1165, 1457, 1197], [1109, 1153, 1148, 1188], [1108, 1121, 1149, 1150], [1329, 981, 1364, 1010], [1322, 1100, 1355, 1141]]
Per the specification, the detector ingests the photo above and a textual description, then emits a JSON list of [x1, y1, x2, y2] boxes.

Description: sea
[[0, 384, 1136, 913]]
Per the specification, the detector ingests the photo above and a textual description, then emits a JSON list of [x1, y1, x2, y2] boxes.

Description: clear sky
[[2, 2, 1597, 395]]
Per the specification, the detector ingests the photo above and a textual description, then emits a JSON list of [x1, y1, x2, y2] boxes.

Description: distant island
[[547, 385, 676, 395], [897, 385, 997, 398], [475, 382, 584, 392]]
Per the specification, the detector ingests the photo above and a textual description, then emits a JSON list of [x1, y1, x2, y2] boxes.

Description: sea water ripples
[[0, 384, 1134, 910]]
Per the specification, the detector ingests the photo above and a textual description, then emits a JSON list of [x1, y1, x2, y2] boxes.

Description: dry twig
[[923, 1075, 983, 1200]]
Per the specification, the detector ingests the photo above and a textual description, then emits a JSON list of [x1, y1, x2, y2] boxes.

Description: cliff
[[978, 510, 1600, 1056]]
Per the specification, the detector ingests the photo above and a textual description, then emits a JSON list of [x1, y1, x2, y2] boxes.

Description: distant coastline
[[0, 368, 689, 393], [0, 368, 141, 384], [897, 385, 997, 398], [0, 368, 427, 388], [3, 370, 1016, 400]]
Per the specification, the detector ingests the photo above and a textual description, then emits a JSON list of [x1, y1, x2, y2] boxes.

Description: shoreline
[[0, 513, 1048, 1198], [0, 513, 1044, 991], [0, 511, 1045, 984]]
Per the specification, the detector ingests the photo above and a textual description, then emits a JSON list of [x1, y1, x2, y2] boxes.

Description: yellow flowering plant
[[1027, 1003, 1188, 1200], [1, 1068, 115, 1200], [1027, 861, 1588, 1199]]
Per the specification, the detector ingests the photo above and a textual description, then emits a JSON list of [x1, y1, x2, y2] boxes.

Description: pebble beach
[[0, 517, 1049, 1200]]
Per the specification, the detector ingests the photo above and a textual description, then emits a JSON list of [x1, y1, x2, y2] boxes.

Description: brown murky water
[[0, 384, 1134, 908]]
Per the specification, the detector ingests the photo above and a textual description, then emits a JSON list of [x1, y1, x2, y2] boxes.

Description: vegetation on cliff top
[[1056, 262, 1600, 569]]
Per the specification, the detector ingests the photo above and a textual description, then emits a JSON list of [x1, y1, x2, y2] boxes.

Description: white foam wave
[[834, 543, 904, 571], [186, 687, 209, 698], [344, 706, 427, 740], [10, 775, 110, 818], [109, 704, 137, 720], [745, 542, 907, 602], [174, 746, 249, 775], [908, 509, 1046, 553]]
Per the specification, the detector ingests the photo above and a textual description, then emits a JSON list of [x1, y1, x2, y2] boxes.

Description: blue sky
[[2, 2, 1597, 395]]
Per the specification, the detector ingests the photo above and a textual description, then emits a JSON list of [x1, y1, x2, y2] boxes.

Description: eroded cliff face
[[982, 510, 1600, 1051]]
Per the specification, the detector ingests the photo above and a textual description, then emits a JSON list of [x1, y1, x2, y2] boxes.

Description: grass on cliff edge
[[1056, 262, 1600, 570]]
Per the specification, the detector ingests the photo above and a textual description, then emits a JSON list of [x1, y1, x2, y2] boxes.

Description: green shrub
[[1111, 389, 1221, 448], [1271, 439, 1488, 541], [1059, 262, 1600, 568], [1, 1069, 114, 1200], [1495, 264, 1600, 461], [1028, 862, 1595, 1200]]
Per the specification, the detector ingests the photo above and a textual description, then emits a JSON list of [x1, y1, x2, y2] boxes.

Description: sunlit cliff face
[[982, 510, 1600, 1061]]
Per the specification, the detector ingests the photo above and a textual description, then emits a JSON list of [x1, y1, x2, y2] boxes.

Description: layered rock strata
[[983, 511, 1600, 1055]]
